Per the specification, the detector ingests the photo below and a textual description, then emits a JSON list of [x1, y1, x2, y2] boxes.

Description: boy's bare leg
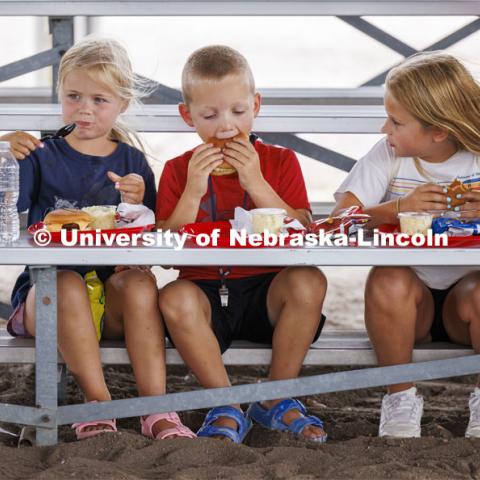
[[104, 268, 180, 438], [365, 266, 434, 393], [159, 280, 241, 435], [24, 270, 114, 433], [264, 266, 327, 440]]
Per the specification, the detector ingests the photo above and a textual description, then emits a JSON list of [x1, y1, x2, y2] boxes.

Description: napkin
[[116, 203, 155, 228]]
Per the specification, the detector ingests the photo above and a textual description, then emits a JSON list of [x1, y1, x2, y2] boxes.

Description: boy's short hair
[[182, 45, 255, 104]]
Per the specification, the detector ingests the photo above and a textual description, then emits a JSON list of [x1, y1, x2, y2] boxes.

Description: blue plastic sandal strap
[[197, 424, 241, 443], [247, 398, 327, 441], [288, 414, 324, 435], [247, 398, 307, 431], [197, 406, 252, 444]]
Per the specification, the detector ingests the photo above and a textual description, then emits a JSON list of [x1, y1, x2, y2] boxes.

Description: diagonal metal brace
[[0, 403, 56, 428], [0, 47, 70, 83], [58, 354, 480, 425], [260, 132, 356, 172], [338, 16, 417, 57], [362, 17, 480, 86]]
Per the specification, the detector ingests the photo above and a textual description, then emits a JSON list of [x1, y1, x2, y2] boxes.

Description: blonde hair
[[181, 45, 255, 104], [57, 36, 148, 152], [386, 51, 480, 156]]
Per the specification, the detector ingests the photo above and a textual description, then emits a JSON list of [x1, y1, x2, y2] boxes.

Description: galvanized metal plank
[[0, 329, 473, 366], [0, 86, 385, 105], [0, 1, 477, 16], [0, 233, 480, 266], [0, 103, 387, 133]]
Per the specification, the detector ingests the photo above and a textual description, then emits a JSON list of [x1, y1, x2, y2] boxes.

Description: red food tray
[[179, 221, 303, 248], [28, 221, 155, 244], [377, 224, 480, 248]]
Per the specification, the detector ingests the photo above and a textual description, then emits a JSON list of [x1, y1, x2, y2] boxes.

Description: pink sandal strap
[[72, 419, 117, 440], [141, 412, 196, 439]]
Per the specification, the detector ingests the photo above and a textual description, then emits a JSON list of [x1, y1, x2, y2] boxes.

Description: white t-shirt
[[335, 137, 480, 289]]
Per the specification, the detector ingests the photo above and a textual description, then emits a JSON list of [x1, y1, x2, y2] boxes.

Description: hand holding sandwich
[[184, 143, 223, 199], [222, 134, 263, 191]]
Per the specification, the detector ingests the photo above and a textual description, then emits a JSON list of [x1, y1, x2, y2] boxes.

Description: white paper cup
[[398, 212, 433, 235], [82, 205, 117, 230], [251, 208, 287, 234]]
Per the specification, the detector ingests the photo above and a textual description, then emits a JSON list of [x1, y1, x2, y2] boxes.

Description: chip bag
[[84, 270, 105, 341], [307, 206, 371, 235]]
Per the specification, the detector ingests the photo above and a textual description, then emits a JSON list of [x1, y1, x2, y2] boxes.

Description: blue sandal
[[247, 398, 327, 443], [197, 406, 252, 444]]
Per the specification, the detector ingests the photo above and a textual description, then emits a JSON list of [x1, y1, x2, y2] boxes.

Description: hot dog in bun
[[43, 209, 92, 232]]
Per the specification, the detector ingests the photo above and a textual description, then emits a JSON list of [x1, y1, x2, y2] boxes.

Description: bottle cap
[[0, 141, 11, 149]]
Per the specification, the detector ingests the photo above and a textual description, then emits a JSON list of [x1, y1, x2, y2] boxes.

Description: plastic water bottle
[[0, 142, 19, 244]]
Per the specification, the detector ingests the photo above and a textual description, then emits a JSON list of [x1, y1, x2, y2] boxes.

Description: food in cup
[[43, 208, 92, 232], [398, 212, 433, 235], [251, 208, 287, 234], [81, 205, 117, 230]]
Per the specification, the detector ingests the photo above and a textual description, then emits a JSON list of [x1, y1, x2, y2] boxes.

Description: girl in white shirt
[[334, 51, 480, 439]]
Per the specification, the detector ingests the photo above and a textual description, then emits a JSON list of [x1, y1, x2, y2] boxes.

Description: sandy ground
[[0, 365, 479, 479]]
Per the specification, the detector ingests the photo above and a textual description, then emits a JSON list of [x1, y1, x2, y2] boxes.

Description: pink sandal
[[72, 418, 117, 440], [141, 412, 196, 440], [72, 400, 117, 440]]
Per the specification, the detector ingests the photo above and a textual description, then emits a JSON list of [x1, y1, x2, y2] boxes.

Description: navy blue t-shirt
[[11, 138, 157, 311]]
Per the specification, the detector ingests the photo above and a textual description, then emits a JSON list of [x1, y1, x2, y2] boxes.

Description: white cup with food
[[82, 205, 117, 230], [251, 208, 287, 234], [398, 211, 433, 235]]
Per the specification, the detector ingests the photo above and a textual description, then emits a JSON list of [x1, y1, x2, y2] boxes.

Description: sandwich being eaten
[[208, 132, 248, 176], [43, 209, 92, 232], [446, 179, 470, 208]]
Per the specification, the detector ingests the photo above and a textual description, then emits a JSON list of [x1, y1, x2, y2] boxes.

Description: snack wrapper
[[116, 203, 155, 228], [432, 217, 480, 236], [307, 206, 371, 235], [230, 207, 304, 234], [84, 270, 105, 341]]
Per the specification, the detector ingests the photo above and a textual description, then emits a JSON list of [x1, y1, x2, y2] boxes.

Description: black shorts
[[429, 284, 456, 342], [171, 272, 326, 353]]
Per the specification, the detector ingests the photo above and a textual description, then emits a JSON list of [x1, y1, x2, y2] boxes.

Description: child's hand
[[456, 190, 480, 218], [108, 171, 145, 204], [400, 183, 448, 213], [223, 136, 263, 191], [185, 143, 223, 199], [1, 131, 43, 159]]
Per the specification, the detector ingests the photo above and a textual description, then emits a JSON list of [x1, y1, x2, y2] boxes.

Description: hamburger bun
[[44, 208, 92, 232], [208, 132, 248, 176]]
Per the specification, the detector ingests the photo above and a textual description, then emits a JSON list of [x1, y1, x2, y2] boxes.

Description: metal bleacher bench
[[0, 103, 387, 133], [0, 327, 474, 367]]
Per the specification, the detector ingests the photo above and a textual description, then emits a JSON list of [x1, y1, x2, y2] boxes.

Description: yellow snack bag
[[84, 270, 105, 341]]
